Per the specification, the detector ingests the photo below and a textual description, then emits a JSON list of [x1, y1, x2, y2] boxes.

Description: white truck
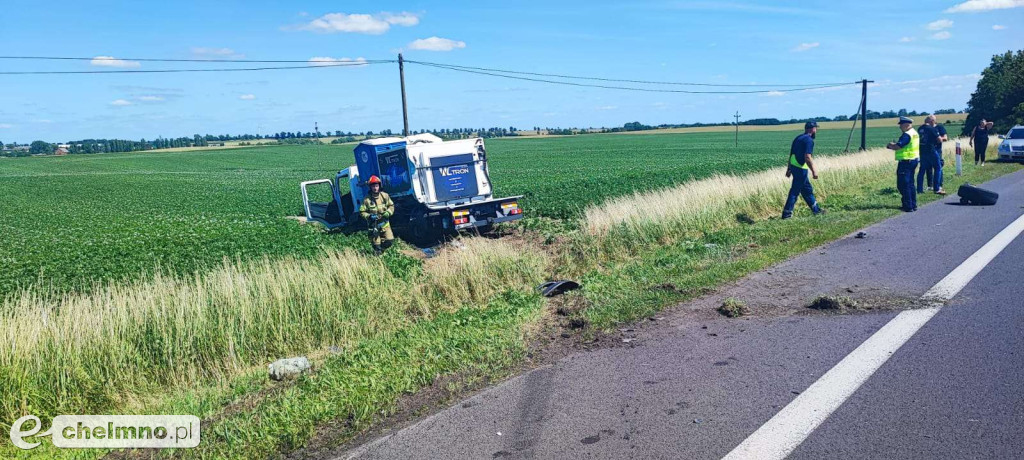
[[301, 134, 523, 238]]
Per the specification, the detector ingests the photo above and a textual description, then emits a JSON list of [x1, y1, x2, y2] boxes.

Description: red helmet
[[367, 175, 382, 185]]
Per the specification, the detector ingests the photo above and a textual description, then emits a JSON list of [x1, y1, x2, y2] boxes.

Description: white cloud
[[137, 96, 165, 102], [763, 91, 786, 97], [239, 94, 256, 100], [993, 24, 1007, 30], [792, 42, 819, 52], [382, 12, 420, 27], [893, 74, 980, 86], [110, 99, 133, 106], [0, 123, 13, 129], [408, 37, 466, 51], [191, 47, 244, 58], [930, 31, 952, 40], [899, 36, 915, 42], [596, 105, 617, 110], [946, 0, 1024, 13], [899, 87, 920, 93], [926, 19, 954, 30], [299, 11, 419, 34], [308, 56, 368, 67], [91, 56, 141, 68]]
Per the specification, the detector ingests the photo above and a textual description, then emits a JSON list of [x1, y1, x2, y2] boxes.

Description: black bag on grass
[[957, 183, 999, 206]]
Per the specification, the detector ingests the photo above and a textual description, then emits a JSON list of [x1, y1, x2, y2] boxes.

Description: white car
[[997, 125, 1024, 162]]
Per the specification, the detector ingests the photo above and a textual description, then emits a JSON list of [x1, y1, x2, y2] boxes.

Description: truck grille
[[1012, 145, 1024, 152]]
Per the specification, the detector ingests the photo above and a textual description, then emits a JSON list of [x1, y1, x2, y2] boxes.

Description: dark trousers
[[975, 142, 987, 163], [897, 159, 919, 211], [916, 150, 943, 193], [782, 166, 820, 218]]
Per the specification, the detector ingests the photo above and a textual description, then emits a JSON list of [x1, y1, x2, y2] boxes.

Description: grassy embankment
[[2, 138, 1018, 459]]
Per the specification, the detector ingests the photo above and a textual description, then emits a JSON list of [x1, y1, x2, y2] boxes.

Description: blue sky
[[0, 0, 1020, 142]]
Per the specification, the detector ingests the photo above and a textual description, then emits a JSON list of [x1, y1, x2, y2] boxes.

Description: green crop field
[[489, 128, 895, 219], [0, 127, 896, 297]]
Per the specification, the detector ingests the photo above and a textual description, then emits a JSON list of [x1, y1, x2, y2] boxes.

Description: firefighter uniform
[[360, 190, 395, 253]]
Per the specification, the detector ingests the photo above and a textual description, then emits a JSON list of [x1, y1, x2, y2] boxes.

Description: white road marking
[[723, 212, 1024, 460]]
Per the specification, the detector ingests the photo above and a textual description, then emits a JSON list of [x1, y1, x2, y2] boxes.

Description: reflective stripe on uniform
[[790, 153, 809, 170], [895, 128, 920, 161]]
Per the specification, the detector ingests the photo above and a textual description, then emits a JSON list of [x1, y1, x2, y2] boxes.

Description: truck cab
[[301, 134, 523, 237]]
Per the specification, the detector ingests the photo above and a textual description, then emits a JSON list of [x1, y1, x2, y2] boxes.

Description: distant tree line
[[3, 105, 976, 158]]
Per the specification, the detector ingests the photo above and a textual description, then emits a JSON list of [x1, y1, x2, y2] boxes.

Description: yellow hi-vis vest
[[895, 128, 920, 161], [790, 152, 809, 169]]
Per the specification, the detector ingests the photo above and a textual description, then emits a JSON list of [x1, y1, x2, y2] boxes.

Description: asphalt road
[[339, 170, 1024, 460]]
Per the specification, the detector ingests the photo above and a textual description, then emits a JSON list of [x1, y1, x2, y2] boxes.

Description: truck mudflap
[[448, 196, 524, 230]]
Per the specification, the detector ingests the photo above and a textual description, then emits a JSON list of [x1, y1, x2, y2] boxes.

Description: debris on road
[[855, 231, 867, 239], [539, 280, 581, 297], [717, 297, 749, 318], [807, 295, 858, 311]]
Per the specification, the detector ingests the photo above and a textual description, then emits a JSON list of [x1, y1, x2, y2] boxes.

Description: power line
[[406, 59, 856, 88], [0, 61, 393, 75], [409, 61, 856, 94], [0, 55, 860, 89], [0, 54, 859, 95], [0, 56, 382, 64]]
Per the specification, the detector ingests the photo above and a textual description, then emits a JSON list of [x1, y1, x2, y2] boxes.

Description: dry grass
[[584, 146, 890, 236], [581, 138, 979, 250], [0, 238, 547, 422]]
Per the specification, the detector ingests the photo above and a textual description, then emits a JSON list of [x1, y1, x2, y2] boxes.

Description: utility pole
[[860, 79, 874, 151], [398, 53, 410, 137], [733, 111, 741, 147]]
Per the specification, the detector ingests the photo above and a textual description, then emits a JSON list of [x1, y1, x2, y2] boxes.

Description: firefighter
[[359, 175, 395, 255]]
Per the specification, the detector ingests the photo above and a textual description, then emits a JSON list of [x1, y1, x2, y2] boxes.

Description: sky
[[0, 0, 1021, 143]]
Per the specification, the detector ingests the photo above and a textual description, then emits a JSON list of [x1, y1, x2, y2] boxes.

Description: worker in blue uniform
[[916, 115, 945, 195], [782, 121, 824, 219], [887, 117, 920, 212]]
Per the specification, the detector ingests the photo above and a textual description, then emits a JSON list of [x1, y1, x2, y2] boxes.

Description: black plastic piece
[[538, 280, 581, 297]]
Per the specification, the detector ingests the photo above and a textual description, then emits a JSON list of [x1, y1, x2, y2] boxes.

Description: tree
[[29, 140, 54, 155], [964, 50, 1024, 134]]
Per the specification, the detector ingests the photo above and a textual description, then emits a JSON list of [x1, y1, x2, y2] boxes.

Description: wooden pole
[[860, 79, 874, 150], [399, 53, 410, 137], [734, 111, 741, 147]]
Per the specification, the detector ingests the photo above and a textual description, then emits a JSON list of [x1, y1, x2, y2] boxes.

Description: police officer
[[359, 175, 395, 255], [782, 121, 824, 219], [886, 117, 920, 212]]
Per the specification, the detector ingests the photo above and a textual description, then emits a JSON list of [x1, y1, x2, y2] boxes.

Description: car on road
[[997, 125, 1024, 162]]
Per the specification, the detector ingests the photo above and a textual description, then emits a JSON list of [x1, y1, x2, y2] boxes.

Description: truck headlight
[[999, 142, 1011, 152]]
